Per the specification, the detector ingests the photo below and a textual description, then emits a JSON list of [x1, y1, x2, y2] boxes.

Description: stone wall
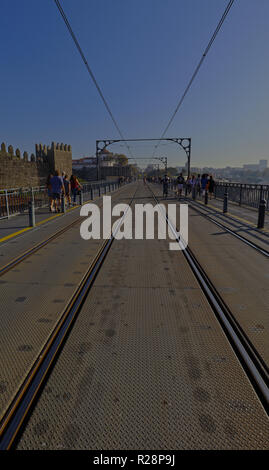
[[0, 141, 72, 189]]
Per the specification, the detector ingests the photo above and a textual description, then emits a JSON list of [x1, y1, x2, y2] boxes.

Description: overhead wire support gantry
[[96, 138, 191, 179]]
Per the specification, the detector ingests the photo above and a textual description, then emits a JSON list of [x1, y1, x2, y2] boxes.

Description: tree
[[115, 154, 128, 166]]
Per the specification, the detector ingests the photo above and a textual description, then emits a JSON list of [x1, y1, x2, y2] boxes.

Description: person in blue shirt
[[50, 170, 65, 212], [201, 174, 208, 196]]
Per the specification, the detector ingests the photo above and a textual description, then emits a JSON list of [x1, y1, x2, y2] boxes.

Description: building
[[259, 159, 268, 171], [243, 159, 268, 171], [72, 157, 96, 170]]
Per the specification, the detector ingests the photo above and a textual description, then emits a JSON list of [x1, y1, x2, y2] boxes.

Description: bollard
[[204, 190, 208, 205], [257, 199, 266, 229], [28, 200, 36, 227], [185, 185, 188, 197], [79, 190, 83, 205], [192, 186, 196, 200], [223, 191, 228, 213], [5, 190, 10, 219], [239, 184, 242, 206], [91, 188, 93, 200], [61, 194, 66, 213], [99, 186, 101, 197]]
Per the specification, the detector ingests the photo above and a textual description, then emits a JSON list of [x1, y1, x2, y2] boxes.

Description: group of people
[[160, 173, 215, 200], [46, 171, 82, 212], [183, 174, 215, 199]]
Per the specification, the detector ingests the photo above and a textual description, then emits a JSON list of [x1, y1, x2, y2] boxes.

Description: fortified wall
[[0, 141, 72, 189]]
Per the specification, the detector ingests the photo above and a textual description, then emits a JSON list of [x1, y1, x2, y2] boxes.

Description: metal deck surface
[[15, 183, 269, 450], [0, 184, 135, 420]]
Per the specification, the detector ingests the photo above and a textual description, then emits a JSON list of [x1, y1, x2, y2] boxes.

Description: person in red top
[[70, 174, 81, 204]]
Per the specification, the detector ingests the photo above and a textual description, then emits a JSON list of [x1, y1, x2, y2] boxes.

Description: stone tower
[[35, 142, 72, 177]]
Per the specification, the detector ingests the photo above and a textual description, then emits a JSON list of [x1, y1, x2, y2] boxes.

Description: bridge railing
[[214, 182, 269, 211], [0, 187, 49, 220], [0, 178, 131, 220]]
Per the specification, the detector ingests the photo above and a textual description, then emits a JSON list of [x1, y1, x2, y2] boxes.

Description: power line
[[53, 0, 133, 158], [152, 0, 235, 158]]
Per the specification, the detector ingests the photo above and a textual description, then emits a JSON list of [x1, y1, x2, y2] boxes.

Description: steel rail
[[0, 183, 131, 277], [0, 184, 138, 450], [147, 183, 269, 414]]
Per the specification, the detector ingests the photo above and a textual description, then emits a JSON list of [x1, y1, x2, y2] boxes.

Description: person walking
[[176, 173, 185, 199], [207, 175, 215, 200], [46, 173, 53, 212], [50, 170, 65, 212], [186, 177, 192, 194], [201, 174, 208, 196], [162, 175, 169, 198], [190, 174, 197, 198], [63, 175, 71, 207], [70, 175, 81, 204], [196, 174, 201, 196]]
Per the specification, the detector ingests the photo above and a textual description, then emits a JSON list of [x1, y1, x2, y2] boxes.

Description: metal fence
[[0, 187, 49, 219], [214, 182, 269, 211], [0, 179, 130, 220]]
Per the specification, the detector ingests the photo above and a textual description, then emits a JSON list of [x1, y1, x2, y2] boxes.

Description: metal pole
[[239, 184, 242, 206], [187, 140, 191, 179], [96, 141, 99, 181], [223, 190, 228, 213], [204, 190, 208, 205], [28, 200, 36, 227], [257, 199, 266, 229]]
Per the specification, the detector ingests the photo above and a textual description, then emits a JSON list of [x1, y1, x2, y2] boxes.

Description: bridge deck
[[5, 182, 266, 450]]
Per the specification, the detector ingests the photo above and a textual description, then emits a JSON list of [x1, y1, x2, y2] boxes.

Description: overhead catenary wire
[[53, 0, 133, 159], [152, 0, 235, 158]]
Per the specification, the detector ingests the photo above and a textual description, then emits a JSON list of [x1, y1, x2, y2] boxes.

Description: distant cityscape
[[175, 158, 268, 184], [72, 151, 269, 184], [143, 158, 269, 184]]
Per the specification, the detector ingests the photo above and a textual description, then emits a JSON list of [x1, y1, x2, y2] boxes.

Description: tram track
[[0, 184, 138, 450], [0, 183, 132, 278], [147, 183, 269, 414]]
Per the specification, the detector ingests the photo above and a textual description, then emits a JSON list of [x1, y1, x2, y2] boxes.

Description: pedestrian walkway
[[10, 182, 268, 450], [186, 191, 269, 232]]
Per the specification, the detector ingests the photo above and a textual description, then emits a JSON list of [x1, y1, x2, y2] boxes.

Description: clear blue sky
[[1, 0, 269, 169]]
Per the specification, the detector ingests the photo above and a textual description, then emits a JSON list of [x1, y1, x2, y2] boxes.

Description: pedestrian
[[63, 175, 71, 206], [201, 174, 208, 196], [50, 170, 65, 212], [46, 173, 53, 212], [196, 174, 201, 196], [186, 177, 192, 194], [190, 174, 197, 197], [207, 175, 215, 200], [176, 173, 185, 198], [70, 175, 81, 204], [162, 174, 169, 198]]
